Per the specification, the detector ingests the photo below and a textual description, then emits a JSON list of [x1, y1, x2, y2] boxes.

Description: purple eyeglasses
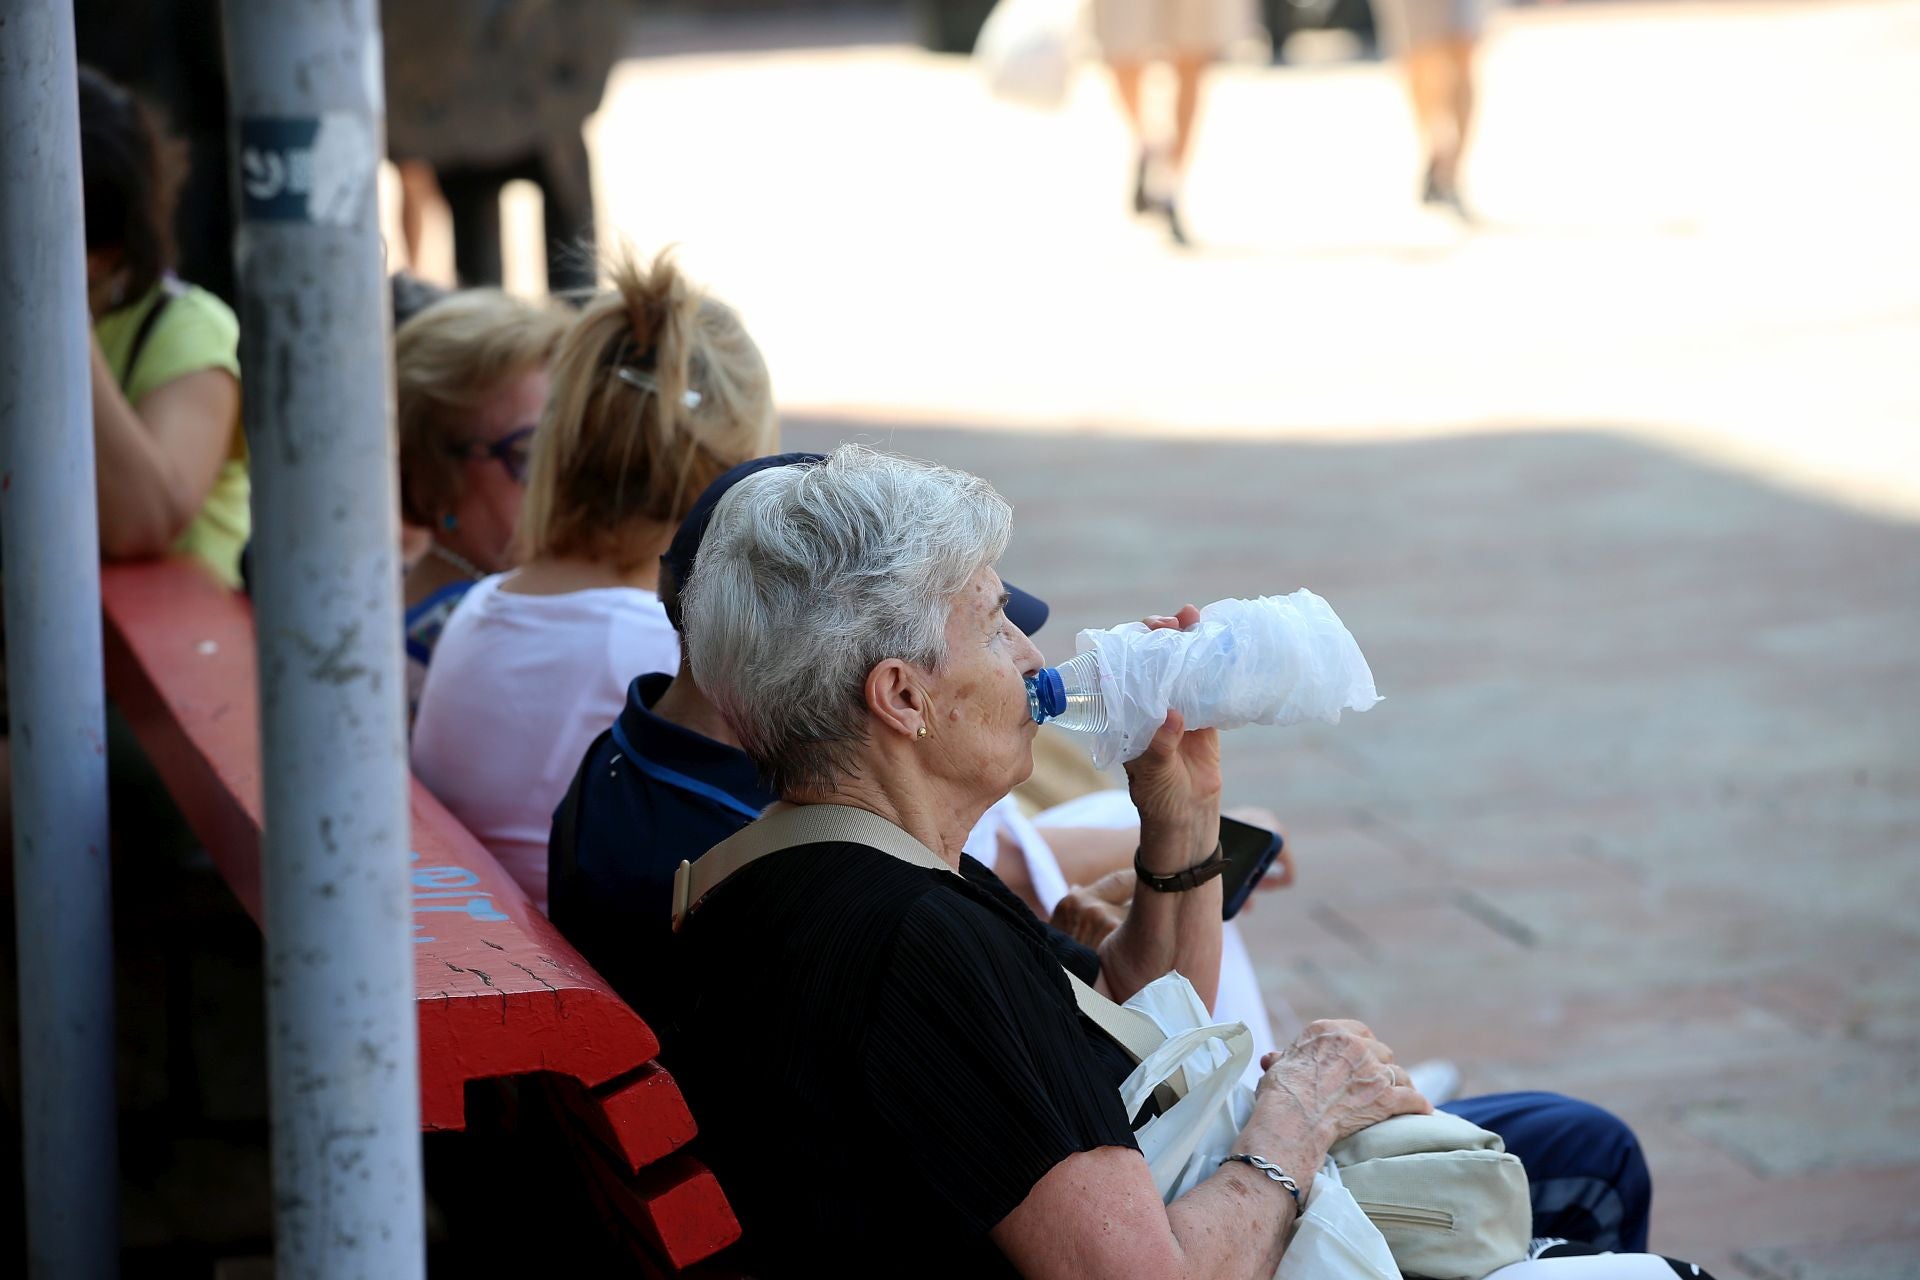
[[453, 425, 537, 484]]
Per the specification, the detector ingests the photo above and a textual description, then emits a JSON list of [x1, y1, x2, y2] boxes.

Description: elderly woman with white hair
[[669, 445, 1430, 1277]]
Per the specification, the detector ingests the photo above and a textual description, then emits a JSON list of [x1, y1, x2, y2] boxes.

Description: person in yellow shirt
[[2, 69, 251, 860], [81, 66, 248, 588]]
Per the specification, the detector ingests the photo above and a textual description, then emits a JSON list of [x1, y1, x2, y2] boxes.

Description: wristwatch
[[1134, 841, 1227, 893]]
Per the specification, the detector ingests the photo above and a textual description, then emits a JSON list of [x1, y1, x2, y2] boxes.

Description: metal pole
[[219, 3, 424, 1276], [0, 2, 120, 1274]]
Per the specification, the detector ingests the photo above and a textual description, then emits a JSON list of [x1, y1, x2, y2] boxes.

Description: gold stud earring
[[915, 724, 928, 740]]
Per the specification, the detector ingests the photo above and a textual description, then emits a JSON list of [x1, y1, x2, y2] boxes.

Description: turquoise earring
[[441, 513, 458, 532]]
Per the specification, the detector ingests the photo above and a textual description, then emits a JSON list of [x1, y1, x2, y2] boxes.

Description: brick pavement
[[783, 420, 1920, 1278], [585, 3, 1920, 1274]]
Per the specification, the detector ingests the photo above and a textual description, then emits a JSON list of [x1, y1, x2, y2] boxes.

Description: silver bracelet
[[1220, 1152, 1304, 1211]]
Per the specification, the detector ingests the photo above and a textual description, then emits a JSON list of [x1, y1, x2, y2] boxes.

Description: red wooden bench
[[100, 557, 740, 1273]]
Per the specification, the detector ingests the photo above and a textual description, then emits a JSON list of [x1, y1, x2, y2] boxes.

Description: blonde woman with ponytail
[[412, 253, 778, 907]]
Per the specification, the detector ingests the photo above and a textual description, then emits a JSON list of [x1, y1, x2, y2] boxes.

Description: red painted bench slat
[[100, 557, 741, 1265], [556, 1062, 703, 1174], [567, 1136, 742, 1271]]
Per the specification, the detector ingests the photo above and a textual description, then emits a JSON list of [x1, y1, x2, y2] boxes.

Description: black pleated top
[[667, 842, 1142, 1277]]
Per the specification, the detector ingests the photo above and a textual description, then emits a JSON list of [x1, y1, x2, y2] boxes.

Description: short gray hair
[[682, 444, 1013, 796]]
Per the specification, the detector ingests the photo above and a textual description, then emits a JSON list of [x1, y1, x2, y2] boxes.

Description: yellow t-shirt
[[93, 282, 250, 588]]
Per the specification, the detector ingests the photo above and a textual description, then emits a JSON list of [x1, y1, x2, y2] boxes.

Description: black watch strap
[[1134, 841, 1227, 893]]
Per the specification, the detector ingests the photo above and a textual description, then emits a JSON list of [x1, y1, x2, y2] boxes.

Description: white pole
[[219, 1, 425, 1275], [0, 1, 120, 1274]]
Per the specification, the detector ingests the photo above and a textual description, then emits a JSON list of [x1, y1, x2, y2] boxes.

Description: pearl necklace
[[427, 542, 488, 583]]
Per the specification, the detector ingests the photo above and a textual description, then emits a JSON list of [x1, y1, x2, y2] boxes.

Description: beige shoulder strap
[[673, 804, 953, 923], [672, 803, 1174, 1082]]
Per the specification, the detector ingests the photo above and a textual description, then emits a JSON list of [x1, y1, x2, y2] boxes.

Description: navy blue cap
[[660, 451, 1049, 638], [1002, 580, 1050, 638]]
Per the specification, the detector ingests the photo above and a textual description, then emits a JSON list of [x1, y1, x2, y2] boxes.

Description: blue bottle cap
[[1030, 667, 1066, 722]]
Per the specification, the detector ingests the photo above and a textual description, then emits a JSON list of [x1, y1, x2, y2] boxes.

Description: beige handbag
[[1330, 1112, 1532, 1280]]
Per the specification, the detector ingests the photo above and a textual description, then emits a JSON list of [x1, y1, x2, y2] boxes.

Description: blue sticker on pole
[[239, 115, 377, 225]]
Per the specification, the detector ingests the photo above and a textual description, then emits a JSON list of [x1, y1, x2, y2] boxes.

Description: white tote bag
[[1118, 973, 1256, 1199], [974, 0, 1084, 110], [1117, 974, 1400, 1280], [1279, 1162, 1407, 1280]]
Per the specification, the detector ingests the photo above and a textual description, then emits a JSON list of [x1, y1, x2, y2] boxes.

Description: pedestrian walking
[[1373, 0, 1494, 216], [1092, 0, 1256, 244]]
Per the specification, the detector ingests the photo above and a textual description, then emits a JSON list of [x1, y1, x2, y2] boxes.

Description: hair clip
[[616, 366, 703, 409]]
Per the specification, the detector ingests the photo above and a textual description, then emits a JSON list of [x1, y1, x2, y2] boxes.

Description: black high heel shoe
[[1162, 198, 1191, 247], [1422, 158, 1471, 220]]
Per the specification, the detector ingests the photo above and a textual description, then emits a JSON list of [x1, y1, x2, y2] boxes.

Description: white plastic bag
[[974, 0, 1082, 110], [1116, 973, 1398, 1279], [1276, 1161, 1403, 1280], [1119, 974, 1254, 1200], [1076, 589, 1381, 769]]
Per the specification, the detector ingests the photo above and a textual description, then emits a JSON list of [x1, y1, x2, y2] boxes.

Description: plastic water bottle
[[1025, 651, 1108, 733], [1022, 590, 1381, 769]]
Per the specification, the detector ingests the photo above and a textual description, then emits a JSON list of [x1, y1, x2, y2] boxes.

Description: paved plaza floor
[[551, 2, 1920, 1275]]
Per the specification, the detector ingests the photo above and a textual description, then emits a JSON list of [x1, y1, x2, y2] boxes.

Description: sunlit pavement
[[576, 3, 1917, 1274], [592, 0, 1920, 521]]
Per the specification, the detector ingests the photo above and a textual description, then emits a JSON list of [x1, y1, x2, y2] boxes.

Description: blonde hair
[[395, 288, 570, 527], [516, 251, 778, 572]]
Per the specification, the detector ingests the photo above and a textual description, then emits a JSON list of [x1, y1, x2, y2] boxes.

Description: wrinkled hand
[[1255, 1019, 1433, 1146], [1124, 605, 1223, 875], [1049, 868, 1134, 948]]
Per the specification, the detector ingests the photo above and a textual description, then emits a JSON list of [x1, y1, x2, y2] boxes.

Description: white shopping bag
[[1276, 1161, 1403, 1280], [974, 0, 1083, 110], [1117, 973, 1398, 1279], [1119, 974, 1255, 1200]]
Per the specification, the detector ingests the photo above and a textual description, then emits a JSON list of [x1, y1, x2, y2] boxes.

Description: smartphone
[[1219, 816, 1283, 921]]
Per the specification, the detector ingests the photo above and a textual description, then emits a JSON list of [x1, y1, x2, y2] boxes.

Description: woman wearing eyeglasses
[[411, 252, 778, 909], [396, 289, 570, 722]]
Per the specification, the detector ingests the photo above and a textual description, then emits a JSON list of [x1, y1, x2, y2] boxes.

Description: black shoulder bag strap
[[117, 278, 182, 388]]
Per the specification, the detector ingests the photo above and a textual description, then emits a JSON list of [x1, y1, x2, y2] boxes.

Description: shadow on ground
[[0, 420, 1909, 1278], [784, 415, 1920, 1279]]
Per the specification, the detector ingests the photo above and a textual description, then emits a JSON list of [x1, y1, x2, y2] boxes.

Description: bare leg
[[1168, 53, 1210, 174], [1108, 60, 1149, 142], [1445, 37, 1477, 189], [1403, 43, 1455, 191], [396, 159, 441, 271], [1158, 52, 1213, 245], [1108, 60, 1155, 213]]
